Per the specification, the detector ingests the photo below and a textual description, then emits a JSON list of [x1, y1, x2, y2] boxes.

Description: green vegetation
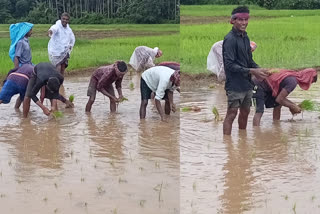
[[181, 6, 320, 74], [52, 111, 64, 119], [69, 95, 75, 103], [299, 100, 319, 111], [0, 24, 179, 76], [181, 5, 320, 17]]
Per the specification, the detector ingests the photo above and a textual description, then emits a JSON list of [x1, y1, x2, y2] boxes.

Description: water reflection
[[181, 83, 320, 214]]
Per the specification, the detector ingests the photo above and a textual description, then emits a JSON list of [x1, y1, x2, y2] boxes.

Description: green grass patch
[[181, 8, 320, 74], [0, 24, 179, 76], [181, 5, 320, 17]]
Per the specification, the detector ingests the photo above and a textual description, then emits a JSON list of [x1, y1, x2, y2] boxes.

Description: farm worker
[[139, 66, 180, 122], [252, 68, 317, 126], [129, 46, 163, 72], [23, 62, 72, 118], [9, 22, 33, 68], [48, 12, 75, 76], [0, 64, 33, 108], [157, 61, 181, 93], [207, 40, 257, 82], [222, 6, 270, 135], [85, 61, 128, 113]]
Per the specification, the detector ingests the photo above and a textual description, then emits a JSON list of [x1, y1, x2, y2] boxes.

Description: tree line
[[0, 0, 180, 24], [181, 0, 320, 9]]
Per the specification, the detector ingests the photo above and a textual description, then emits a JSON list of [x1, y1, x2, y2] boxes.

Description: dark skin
[[223, 16, 270, 135], [85, 69, 126, 113], [253, 75, 317, 126]]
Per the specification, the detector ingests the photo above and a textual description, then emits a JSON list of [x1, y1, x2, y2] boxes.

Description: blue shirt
[[15, 37, 32, 66]]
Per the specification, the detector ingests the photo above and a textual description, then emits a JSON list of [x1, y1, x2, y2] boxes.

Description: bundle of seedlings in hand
[[52, 111, 64, 119], [299, 99, 319, 111], [69, 94, 75, 103]]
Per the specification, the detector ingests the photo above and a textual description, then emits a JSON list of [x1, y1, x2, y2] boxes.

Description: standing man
[[222, 6, 270, 135], [129, 46, 163, 72], [48, 12, 75, 76], [9, 22, 33, 68], [139, 66, 180, 122]]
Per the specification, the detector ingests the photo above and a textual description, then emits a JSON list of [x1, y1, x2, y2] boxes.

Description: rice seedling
[[0, 171, 2, 176], [111, 208, 118, 214], [181, 107, 192, 112], [312, 195, 316, 202], [118, 177, 128, 183], [299, 100, 319, 111], [43, 197, 48, 202], [120, 97, 129, 102], [68, 94, 75, 103], [0, 194, 6, 198], [54, 208, 58, 213], [284, 195, 288, 200], [208, 84, 215, 89], [81, 177, 85, 182], [130, 82, 134, 90], [155, 162, 160, 168], [97, 185, 106, 194], [68, 192, 72, 199], [193, 181, 196, 192], [139, 167, 144, 171], [181, 106, 201, 112], [292, 202, 296, 214], [212, 107, 223, 121], [52, 111, 64, 119], [84, 202, 88, 207], [139, 200, 146, 207]]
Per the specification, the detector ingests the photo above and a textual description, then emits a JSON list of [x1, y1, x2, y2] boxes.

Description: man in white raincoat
[[129, 46, 162, 72], [48, 12, 75, 76]]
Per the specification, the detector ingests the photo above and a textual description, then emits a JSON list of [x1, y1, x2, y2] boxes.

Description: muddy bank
[[181, 66, 320, 89]]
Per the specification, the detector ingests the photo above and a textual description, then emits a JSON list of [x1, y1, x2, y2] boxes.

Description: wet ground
[[0, 73, 180, 214], [181, 82, 320, 213]]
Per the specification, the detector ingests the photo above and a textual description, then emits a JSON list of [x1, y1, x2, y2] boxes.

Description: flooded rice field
[[181, 82, 320, 214], [0, 73, 179, 214]]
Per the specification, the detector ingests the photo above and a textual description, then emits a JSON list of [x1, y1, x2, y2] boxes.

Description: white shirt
[[48, 20, 75, 57], [142, 66, 175, 100]]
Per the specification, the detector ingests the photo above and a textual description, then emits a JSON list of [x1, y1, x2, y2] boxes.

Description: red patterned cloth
[[266, 68, 317, 96]]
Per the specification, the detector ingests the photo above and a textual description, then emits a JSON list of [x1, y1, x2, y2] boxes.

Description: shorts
[[253, 84, 279, 113], [226, 90, 252, 109], [0, 80, 26, 104], [140, 77, 169, 100], [87, 77, 115, 101]]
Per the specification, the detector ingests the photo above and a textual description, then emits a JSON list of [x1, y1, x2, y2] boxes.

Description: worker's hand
[[114, 96, 120, 103], [171, 104, 176, 113], [43, 107, 51, 116], [290, 105, 302, 115], [65, 100, 74, 108], [48, 30, 53, 37], [250, 68, 271, 80]]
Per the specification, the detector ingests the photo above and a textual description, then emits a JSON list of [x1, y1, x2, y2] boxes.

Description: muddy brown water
[[0, 73, 179, 214], [181, 82, 320, 214]]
